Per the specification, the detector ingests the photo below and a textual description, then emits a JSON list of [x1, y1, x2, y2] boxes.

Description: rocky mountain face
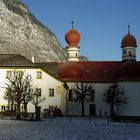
[[0, 0, 66, 62]]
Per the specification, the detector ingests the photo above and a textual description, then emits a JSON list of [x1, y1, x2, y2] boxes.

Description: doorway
[[90, 104, 96, 116]]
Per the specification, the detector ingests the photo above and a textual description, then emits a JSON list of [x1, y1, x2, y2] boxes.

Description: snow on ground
[[0, 117, 140, 140]]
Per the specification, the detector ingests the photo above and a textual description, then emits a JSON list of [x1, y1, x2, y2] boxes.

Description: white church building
[[0, 25, 140, 117]]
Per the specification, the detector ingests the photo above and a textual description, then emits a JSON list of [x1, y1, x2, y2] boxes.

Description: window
[[129, 51, 132, 56], [49, 88, 54, 97], [123, 49, 127, 55], [18, 71, 24, 77], [36, 88, 42, 96], [1, 106, 5, 111], [37, 71, 42, 79], [90, 90, 95, 102], [6, 71, 11, 78], [69, 90, 73, 101], [1, 106, 6, 111]]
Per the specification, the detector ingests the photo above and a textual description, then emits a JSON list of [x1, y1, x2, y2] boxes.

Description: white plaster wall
[[27, 69, 63, 113], [118, 81, 140, 116], [65, 82, 113, 116], [0, 70, 8, 105], [1, 68, 140, 117], [95, 83, 113, 116], [0, 68, 63, 113], [122, 47, 136, 61], [67, 47, 79, 62], [64, 82, 85, 116]]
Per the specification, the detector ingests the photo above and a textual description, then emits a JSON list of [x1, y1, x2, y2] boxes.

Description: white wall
[[118, 81, 140, 116], [0, 70, 8, 105], [65, 82, 140, 117], [0, 68, 63, 113], [1, 68, 140, 117], [65, 82, 113, 116], [67, 47, 79, 62], [95, 83, 113, 117]]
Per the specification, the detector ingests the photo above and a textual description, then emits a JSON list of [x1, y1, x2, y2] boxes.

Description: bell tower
[[121, 25, 137, 61], [65, 21, 80, 62]]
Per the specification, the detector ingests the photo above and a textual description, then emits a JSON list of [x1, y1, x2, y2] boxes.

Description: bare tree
[[103, 84, 127, 116], [22, 86, 34, 118], [4, 85, 15, 111], [30, 88, 46, 120], [4, 70, 33, 120], [74, 82, 94, 116]]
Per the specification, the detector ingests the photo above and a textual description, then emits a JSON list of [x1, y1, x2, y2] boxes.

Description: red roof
[[57, 62, 84, 81], [119, 60, 140, 80], [56, 61, 140, 82], [57, 61, 121, 82]]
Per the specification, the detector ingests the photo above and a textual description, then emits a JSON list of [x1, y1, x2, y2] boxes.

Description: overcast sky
[[22, 0, 140, 61]]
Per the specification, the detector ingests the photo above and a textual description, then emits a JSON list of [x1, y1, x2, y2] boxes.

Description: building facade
[[0, 26, 140, 117]]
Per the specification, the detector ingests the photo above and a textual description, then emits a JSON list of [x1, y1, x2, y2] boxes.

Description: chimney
[[32, 56, 35, 63]]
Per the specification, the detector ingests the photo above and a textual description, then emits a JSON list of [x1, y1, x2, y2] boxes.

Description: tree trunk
[[81, 98, 85, 117], [7, 100, 10, 111], [110, 103, 115, 117], [23, 103, 28, 119], [35, 106, 41, 120], [11, 100, 14, 111], [16, 103, 21, 120]]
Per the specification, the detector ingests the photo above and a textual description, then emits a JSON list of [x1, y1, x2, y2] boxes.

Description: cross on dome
[[71, 20, 74, 29], [128, 23, 131, 34]]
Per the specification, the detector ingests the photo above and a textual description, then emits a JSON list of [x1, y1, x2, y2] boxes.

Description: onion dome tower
[[65, 21, 80, 62], [121, 25, 137, 61]]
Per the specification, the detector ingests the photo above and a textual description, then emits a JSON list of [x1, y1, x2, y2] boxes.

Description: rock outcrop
[[0, 0, 66, 62]]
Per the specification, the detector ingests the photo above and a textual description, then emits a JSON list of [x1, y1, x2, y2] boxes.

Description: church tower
[[65, 21, 80, 62], [121, 25, 137, 61]]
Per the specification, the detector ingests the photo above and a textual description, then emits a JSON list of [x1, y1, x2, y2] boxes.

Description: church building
[[0, 24, 140, 117]]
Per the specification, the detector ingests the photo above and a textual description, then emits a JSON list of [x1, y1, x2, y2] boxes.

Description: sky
[[22, 0, 140, 61]]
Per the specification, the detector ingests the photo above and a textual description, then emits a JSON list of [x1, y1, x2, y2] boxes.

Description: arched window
[[129, 51, 132, 56]]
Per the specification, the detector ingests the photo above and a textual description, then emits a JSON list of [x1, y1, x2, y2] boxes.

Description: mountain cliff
[[0, 0, 66, 62]]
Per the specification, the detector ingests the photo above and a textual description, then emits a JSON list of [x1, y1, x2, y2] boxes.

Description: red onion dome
[[65, 29, 80, 46], [121, 32, 137, 48]]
